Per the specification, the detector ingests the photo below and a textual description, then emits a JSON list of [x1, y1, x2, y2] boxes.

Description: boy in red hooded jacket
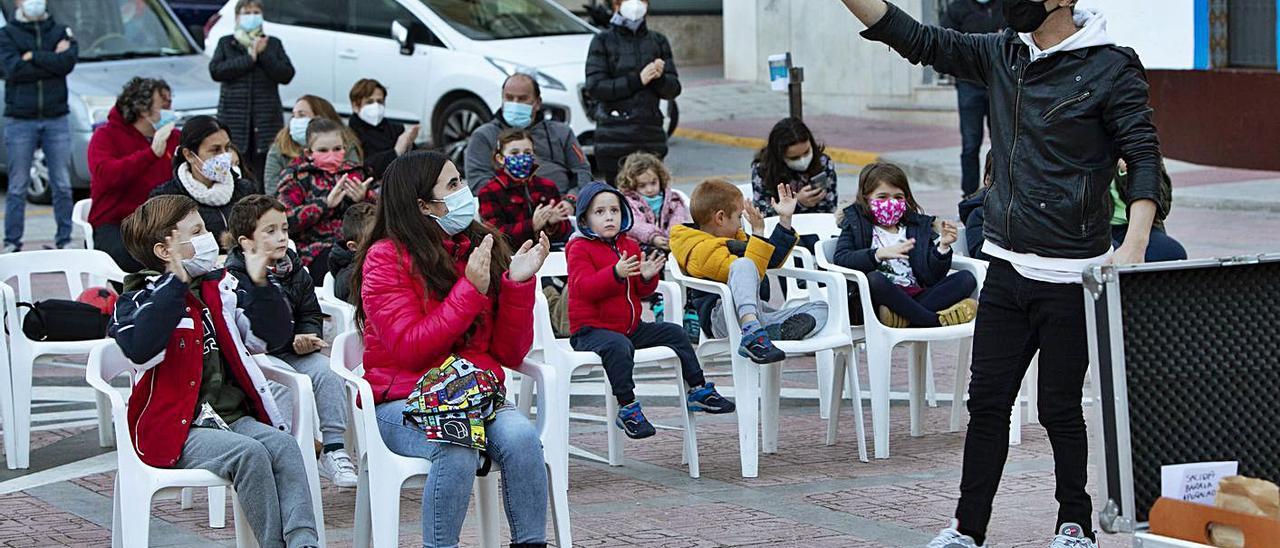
[[567, 182, 734, 439]]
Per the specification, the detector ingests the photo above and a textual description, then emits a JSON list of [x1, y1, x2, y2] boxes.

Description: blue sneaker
[[687, 383, 735, 414], [615, 401, 656, 439], [738, 327, 786, 364], [683, 306, 701, 343]]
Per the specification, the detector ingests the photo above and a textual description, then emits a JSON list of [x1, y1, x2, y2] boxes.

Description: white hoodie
[[1019, 8, 1115, 63]]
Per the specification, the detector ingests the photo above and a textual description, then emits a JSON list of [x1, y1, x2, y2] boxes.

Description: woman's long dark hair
[[172, 115, 231, 173], [754, 117, 825, 202], [352, 151, 512, 333]]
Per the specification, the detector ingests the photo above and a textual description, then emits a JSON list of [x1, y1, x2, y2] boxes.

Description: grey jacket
[[464, 112, 592, 196]]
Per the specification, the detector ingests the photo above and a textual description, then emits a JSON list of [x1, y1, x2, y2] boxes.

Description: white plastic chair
[[0, 250, 124, 469], [86, 342, 327, 548], [313, 273, 355, 336], [529, 252, 703, 477], [329, 331, 571, 548], [666, 254, 867, 477], [73, 199, 94, 250], [815, 237, 1002, 458]]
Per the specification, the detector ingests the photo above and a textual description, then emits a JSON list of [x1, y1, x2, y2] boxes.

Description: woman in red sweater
[[353, 151, 551, 548], [87, 77, 181, 271]]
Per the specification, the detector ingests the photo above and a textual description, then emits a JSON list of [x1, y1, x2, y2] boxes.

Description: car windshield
[[0, 0, 195, 61], [419, 0, 592, 41]]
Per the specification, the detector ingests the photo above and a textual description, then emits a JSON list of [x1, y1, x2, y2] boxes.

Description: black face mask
[[1004, 0, 1064, 33]]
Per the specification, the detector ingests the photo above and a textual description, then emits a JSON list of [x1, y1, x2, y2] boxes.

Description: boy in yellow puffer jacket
[[670, 178, 828, 364]]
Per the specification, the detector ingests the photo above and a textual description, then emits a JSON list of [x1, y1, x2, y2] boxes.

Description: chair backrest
[[317, 272, 337, 301], [672, 188, 690, 206], [817, 237, 839, 265], [766, 213, 840, 241], [72, 199, 94, 250], [736, 183, 754, 203], [530, 252, 568, 352], [0, 249, 126, 307], [537, 251, 568, 279]]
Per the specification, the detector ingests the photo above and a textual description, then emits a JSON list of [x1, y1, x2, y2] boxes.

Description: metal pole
[[788, 66, 804, 121]]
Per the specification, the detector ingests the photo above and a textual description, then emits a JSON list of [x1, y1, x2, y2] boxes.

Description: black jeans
[[570, 321, 706, 404], [1111, 225, 1187, 263], [852, 270, 977, 327], [956, 259, 1093, 544], [956, 80, 989, 197]]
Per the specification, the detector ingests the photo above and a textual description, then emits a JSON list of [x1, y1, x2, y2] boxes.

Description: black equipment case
[[1085, 254, 1280, 534]]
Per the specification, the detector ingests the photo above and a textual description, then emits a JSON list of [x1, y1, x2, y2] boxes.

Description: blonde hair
[[690, 178, 743, 226], [271, 95, 363, 161], [616, 152, 672, 194]]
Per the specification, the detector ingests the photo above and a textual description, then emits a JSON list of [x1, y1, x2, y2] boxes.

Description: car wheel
[[434, 96, 492, 171], [26, 149, 51, 205]]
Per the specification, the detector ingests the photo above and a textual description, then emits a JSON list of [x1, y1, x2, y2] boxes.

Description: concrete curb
[[673, 127, 882, 166]]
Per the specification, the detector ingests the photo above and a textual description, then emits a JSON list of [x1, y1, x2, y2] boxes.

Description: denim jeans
[[956, 81, 989, 197], [4, 116, 72, 249], [376, 401, 547, 548]]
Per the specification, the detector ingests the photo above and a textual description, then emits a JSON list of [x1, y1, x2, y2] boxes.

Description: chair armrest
[[505, 358, 563, 441], [319, 300, 353, 335], [951, 256, 988, 285], [769, 266, 852, 338], [810, 257, 877, 327], [255, 355, 316, 447]]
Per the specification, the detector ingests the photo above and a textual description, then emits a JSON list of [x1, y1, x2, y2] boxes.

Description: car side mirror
[[391, 20, 413, 55]]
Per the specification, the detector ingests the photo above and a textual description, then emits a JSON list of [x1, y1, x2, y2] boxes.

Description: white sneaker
[[1049, 523, 1096, 548], [925, 520, 983, 548], [318, 448, 358, 488]]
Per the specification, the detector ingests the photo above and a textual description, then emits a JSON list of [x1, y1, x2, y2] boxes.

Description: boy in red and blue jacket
[[110, 195, 319, 548], [566, 182, 734, 439]]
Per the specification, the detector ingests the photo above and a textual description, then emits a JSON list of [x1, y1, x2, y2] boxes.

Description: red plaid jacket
[[276, 157, 375, 266], [477, 169, 572, 247]]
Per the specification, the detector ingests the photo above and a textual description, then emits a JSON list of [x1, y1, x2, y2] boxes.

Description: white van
[[205, 0, 597, 167]]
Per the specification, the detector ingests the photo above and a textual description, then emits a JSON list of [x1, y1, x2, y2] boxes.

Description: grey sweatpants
[[177, 417, 318, 548], [710, 257, 829, 338], [275, 351, 348, 447]]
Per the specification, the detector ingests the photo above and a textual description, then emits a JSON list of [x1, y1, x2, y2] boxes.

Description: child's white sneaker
[[1049, 523, 1096, 548], [318, 448, 358, 488], [925, 520, 983, 548]]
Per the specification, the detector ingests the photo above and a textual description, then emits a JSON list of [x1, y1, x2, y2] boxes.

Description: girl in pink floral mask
[[831, 162, 979, 329], [276, 118, 375, 275]]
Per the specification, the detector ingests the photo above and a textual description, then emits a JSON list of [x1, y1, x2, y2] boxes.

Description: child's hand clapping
[[615, 251, 642, 278], [875, 238, 916, 262], [243, 241, 272, 287], [639, 250, 665, 280], [937, 220, 959, 250], [325, 180, 348, 208], [772, 183, 798, 228], [743, 199, 765, 236], [466, 234, 494, 294], [343, 176, 373, 203], [163, 229, 190, 283]]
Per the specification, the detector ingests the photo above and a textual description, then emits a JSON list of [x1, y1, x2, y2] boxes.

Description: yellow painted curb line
[[673, 127, 881, 166]]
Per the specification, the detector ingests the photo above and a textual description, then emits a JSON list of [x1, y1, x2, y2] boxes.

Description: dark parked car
[[169, 0, 223, 44]]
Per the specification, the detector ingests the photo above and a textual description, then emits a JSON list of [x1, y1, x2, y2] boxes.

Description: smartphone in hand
[[808, 172, 831, 191]]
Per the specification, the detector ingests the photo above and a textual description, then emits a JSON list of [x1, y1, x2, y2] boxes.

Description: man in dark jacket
[[585, 0, 681, 185], [941, 0, 1004, 197], [209, 0, 295, 187], [466, 73, 592, 196], [0, 0, 77, 252], [839, 1, 1167, 546]]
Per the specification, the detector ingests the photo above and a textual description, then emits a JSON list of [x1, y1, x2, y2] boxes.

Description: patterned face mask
[[502, 153, 535, 180], [869, 198, 907, 227]]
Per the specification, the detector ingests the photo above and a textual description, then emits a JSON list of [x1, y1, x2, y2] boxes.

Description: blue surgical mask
[[430, 187, 478, 236], [239, 13, 263, 31], [20, 0, 46, 19], [502, 102, 534, 129], [289, 117, 310, 145], [153, 109, 177, 130]]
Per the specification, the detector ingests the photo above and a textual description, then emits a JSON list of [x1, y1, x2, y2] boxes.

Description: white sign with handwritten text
[[1160, 461, 1239, 506]]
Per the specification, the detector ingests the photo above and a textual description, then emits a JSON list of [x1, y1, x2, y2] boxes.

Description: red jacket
[[87, 108, 180, 227], [566, 233, 658, 336], [477, 169, 573, 247], [110, 272, 293, 468], [361, 235, 535, 403]]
